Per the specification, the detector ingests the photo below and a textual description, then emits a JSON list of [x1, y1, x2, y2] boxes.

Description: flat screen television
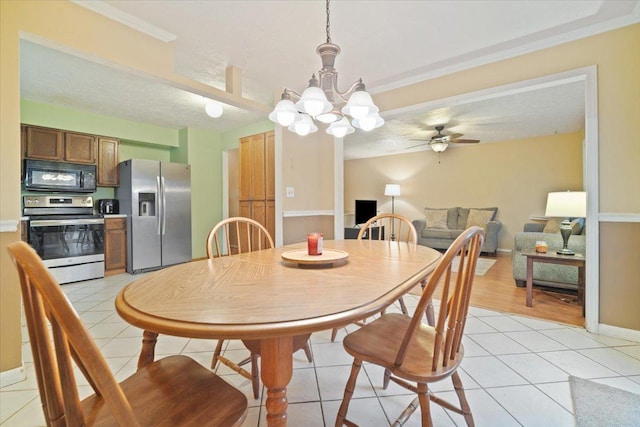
[[355, 200, 377, 225]]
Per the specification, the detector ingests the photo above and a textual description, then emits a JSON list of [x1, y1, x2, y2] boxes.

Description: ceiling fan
[[407, 125, 480, 152]]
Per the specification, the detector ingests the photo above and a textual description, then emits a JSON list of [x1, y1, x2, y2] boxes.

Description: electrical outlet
[[286, 187, 295, 198]]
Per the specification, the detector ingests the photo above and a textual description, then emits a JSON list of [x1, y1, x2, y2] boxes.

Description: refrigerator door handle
[[156, 176, 162, 235], [161, 176, 167, 235]]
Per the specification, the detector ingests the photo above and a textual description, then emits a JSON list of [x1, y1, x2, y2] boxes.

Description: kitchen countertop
[[104, 214, 127, 218]]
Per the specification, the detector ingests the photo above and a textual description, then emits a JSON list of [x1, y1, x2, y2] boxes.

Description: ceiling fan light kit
[[269, 0, 383, 137], [408, 124, 480, 153], [430, 141, 448, 152]]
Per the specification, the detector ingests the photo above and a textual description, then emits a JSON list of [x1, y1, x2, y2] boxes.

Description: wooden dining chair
[[7, 241, 248, 427], [330, 213, 419, 342], [206, 217, 313, 399], [335, 226, 485, 427]]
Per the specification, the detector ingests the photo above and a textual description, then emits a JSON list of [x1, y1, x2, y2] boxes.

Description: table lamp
[[384, 184, 401, 240], [544, 191, 586, 255]]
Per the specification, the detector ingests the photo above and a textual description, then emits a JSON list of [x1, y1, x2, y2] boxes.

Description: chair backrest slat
[[207, 217, 274, 258], [393, 226, 485, 371], [7, 241, 142, 427], [357, 213, 418, 244]]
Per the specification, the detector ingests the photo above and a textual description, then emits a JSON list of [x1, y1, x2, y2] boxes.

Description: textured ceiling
[[19, 0, 640, 158]]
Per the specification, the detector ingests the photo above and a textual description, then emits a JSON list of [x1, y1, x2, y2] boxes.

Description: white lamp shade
[[316, 110, 341, 124], [342, 90, 379, 120], [545, 191, 587, 217], [269, 98, 298, 126], [384, 184, 401, 197], [326, 117, 355, 138], [351, 112, 385, 131], [295, 86, 332, 117], [288, 114, 318, 136], [205, 100, 223, 118], [430, 141, 448, 152]]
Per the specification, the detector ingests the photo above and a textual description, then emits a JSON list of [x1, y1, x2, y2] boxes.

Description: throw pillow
[[425, 209, 449, 229], [570, 218, 585, 235], [543, 218, 564, 234], [543, 217, 584, 234], [466, 209, 495, 230]]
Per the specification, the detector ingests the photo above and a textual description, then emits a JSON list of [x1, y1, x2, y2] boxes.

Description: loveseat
[[512, 220, 586, 291], [412, 207, 501, 255]]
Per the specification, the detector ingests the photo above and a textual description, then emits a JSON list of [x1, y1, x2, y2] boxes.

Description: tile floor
[[1, 272, 640, 426]]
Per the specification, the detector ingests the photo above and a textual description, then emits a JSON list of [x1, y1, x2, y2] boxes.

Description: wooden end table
[[521, 251, 585, 314]]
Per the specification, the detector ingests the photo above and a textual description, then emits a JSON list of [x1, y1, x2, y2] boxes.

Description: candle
[[307, 233, 323, 256], [535, 241, 548, 253]]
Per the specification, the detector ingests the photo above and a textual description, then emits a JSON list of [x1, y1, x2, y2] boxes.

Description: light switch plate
[[286, 187, 294, 198]]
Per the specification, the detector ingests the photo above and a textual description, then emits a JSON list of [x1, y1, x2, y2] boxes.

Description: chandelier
[[268, 0, 384, 138]]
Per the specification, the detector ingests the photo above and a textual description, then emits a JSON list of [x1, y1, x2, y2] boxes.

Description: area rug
[[450, 256, 496, 276], [570, 375, 640, 427]]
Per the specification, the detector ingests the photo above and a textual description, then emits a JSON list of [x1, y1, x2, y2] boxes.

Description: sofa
[[412, 207, 501, 255], [512, 220, 586, 291]]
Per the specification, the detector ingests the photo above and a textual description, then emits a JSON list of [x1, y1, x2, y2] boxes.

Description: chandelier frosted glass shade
[[268, 98, 299, 127], [326, 117, 355, 138], [342, 90, 378, 120], [351, 112, 385, 131], [295, 84, 333, 118], [288, 114, 318, 136]]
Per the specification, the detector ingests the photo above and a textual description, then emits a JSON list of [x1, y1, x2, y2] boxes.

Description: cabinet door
[[251, 200, 268, 249], [250, 134, 266, 200], [237, 201, 253, 254], [266, 200, 275, 245], [97, 137, 119, 186], [64, 132, 96, 164], [239, 137, 253, 200], [105, 218, 126, 275], [25, 126, 63, 160], [265, 131, 275, 200]]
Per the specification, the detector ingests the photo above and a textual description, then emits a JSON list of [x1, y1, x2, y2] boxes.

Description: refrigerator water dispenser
[[139, 194, 155, 216]]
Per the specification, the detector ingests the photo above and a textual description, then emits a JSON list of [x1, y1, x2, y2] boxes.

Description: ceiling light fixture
[[269, 0, 383, 137], [430, 141, 448, 153], [204, 99, 223, 118]]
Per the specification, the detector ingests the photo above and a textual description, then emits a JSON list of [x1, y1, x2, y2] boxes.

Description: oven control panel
[[24, 195, 93, 209]]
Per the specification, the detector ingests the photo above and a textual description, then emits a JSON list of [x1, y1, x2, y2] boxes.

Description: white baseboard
[[497, 248, 512, 254], [596, 323, 640, 343], [0, 364, 25, 387]]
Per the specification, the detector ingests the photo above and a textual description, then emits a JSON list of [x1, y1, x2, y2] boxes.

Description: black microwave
[[23, 160, 97, 193]]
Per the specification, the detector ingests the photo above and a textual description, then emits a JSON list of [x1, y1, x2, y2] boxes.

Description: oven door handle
[[30, 219, 105, 227]]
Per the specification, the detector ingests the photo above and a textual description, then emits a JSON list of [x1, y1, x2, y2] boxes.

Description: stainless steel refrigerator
[[116, 159, 192, 273]]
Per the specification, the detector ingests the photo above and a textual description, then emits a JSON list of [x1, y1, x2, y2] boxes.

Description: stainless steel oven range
[[24, 195, 104, 284]]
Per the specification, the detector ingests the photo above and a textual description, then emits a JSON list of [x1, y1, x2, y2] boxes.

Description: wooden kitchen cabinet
[[22, 124, 120, 187], [97, 137, 119, 186], [265, 131, 275, 200], [239, 133, 266, 201], [64, 132, 96, 164], [239, 131, 275, 243], [24, 126, 64, 160], [104, 217, 126, 275]]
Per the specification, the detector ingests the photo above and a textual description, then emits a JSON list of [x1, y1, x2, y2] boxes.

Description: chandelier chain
[[326, 0, 331, 43]]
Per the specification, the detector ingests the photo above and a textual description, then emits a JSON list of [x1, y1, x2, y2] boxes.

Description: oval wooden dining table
[[115, 239, 441, 426]]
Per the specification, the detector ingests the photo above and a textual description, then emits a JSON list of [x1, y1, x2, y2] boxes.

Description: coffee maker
[[97, 199, 119, 215]]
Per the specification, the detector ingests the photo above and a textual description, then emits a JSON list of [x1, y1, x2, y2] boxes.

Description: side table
[[521, 251, 586, 315]]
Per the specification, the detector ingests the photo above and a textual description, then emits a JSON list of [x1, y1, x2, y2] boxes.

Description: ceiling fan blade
[[450, 139, 480, 144], [447, 133, 463, 140], [406, 142, 428, 149]]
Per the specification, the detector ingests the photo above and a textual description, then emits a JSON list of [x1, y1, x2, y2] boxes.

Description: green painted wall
[[181, 127, 222, 257], [21, 99, 179, 146]]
